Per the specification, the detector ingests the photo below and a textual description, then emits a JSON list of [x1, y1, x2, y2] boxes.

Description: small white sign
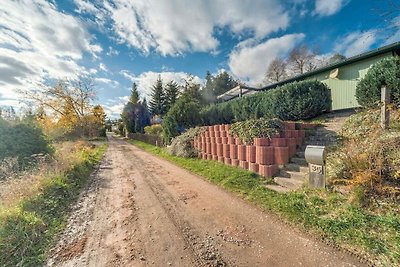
[[310, 163, 323, 174]]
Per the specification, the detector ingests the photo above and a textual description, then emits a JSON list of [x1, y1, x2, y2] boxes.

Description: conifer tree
[[149, 76, 166, 116], [130, 83, 140, 104], [164, 81, 179, 111]]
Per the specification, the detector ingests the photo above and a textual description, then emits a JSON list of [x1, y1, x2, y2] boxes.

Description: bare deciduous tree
[[287, 45, 317, 75], [264, 58, 288, 84]]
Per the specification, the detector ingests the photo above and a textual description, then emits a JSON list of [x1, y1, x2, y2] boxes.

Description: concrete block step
[[290, 157, 308, 166], [265, 184, 292, 193], [284, 163, 309, 173], [280, 170, 307, 181], [274, 177, 304, 189]]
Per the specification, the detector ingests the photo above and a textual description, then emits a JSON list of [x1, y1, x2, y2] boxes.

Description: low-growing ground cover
[[129, 139, 399, 266]]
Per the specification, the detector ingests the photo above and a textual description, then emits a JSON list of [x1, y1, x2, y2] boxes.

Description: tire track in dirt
[[47, 135, 363, 267]]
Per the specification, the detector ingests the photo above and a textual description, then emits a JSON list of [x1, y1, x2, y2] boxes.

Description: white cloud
[[76, 0, 289, 56], [74, 0, 99, 14], [99, 63, 109, 72], [119, 70, 136, 82], [228, 34, 305, 85], [106, 46, 120, 56], [0, 0, 101, 101], [334, 31, 376, 57], [314, 0, 349, 16], [94, 77, 119, 86]]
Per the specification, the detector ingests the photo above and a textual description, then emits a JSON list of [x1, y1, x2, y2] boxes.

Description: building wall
[[306, 52, 393, 110]]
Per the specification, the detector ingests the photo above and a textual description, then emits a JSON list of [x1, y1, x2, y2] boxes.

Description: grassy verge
[[0, 144, 107, 267], [129, 140, 399, 266]]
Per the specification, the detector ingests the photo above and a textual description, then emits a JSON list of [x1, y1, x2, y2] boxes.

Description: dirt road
[[47, 134, 362, 267]]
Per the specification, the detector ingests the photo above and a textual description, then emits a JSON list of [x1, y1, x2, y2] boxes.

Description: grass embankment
[[0, 143, 107, 267], [129, 139, 399, 266]]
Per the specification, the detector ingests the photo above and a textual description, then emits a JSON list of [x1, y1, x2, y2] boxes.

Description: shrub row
[[163, 80, 331, 144], [200, 80, 331, 125]]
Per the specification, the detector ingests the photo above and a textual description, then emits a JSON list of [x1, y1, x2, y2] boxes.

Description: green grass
[[129, 140, 400, 266], [0, 144, 107, 267]]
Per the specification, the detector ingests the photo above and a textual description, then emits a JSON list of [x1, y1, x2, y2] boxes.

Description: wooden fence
[[128, 133, 165, 147]]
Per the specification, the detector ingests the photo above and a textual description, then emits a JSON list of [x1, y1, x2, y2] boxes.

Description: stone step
[[265, 184, 292, 193], [274, 177, 304, 189], [280, 170, 307, 181], [290, 157, 308, 166], [284, 163, 309, 173]]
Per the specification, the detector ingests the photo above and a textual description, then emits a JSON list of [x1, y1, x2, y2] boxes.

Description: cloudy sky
[[0, 0, 398, 118]]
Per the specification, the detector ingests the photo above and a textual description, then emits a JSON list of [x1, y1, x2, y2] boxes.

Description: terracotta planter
[[212, 155, 218, 161], [211, 143, 217, 155], [213, 125, 219, 131], [231, 158, 239, 167], [215, 131, 221, 138], [222, 137, 228, 144], [216, 144, 223, 156], [286, 138, 297, 147], [227, 137, 235, 144], [230, 144, 238, 159], [224, 124, 230, 132], [206, 143, 211, 154], [274, 147, 289, 165], [246, 145, 256, 163], [207, 154, 213, 160], [254, 138, 270, 146], [221, 131, 227, 138], [239, 160, 249, 170], [284, 122, 296, 130], [235, 138, 242, 145], [298, 129, 306, 138], [258, 164, 278, 177], [271, 138, 287, 147], [224, 157, 231, 165], [218, 156, 224, 163], [256, 146, 274, 165], [288, 144, 296, 157], [211, 137, 216, 144], [248, 162, 259, 173], [237, 145, 246, 161], [223, 144, 230, 158]]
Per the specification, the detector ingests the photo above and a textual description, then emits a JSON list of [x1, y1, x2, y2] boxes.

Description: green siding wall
[[307, 52, 393, 110]]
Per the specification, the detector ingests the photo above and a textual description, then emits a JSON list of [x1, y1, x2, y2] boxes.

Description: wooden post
[[381, 86, 390, 130]]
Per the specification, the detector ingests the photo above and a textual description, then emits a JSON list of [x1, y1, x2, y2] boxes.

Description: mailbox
[[305, 145, 326, 188]]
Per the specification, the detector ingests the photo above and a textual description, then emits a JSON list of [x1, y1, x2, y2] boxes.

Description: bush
[[167, 127, 206, 158], [198, 80, 331, 124], [162, 95, 201, 143], [0, 119, 52, 169], [356, 57, 400, 107], [144, 124, 163, 136], [230, 118, 283, 144], [271, 80, 331, 120]]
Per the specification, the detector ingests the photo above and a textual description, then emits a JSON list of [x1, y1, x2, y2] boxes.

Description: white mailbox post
[[304, 145, 326, 188]]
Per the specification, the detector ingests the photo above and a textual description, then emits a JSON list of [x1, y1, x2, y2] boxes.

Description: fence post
[[381, 86, 390, 130]]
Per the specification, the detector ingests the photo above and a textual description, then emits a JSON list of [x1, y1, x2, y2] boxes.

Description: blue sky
[[0, 0, 399, 118]]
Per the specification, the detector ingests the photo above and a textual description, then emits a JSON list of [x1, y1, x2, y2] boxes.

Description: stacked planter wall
[[193, 122, 316, 178]]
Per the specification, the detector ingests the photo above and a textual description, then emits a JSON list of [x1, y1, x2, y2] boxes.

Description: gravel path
[[46, 134, 362, 267]]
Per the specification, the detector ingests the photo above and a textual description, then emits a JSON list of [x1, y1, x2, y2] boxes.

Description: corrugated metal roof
[[259, 41, 400, 91]]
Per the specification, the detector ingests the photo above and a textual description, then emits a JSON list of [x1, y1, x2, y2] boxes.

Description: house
[[218, 42, 400, 111]]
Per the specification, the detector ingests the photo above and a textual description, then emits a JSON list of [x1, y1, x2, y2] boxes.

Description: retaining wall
[[193, 122, 316, 178]]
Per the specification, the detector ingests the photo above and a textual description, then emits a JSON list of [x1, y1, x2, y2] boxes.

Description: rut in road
[[47, 135, 363, 267]]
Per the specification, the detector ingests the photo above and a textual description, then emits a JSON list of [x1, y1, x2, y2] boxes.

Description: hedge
[[200, 80, 331, 124], [356, 57, 400, 107]]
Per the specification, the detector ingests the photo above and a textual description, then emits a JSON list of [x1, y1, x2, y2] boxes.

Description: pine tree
[[142, 97, 148, 110], [130, 83, 140, 104], [164, 81, 179, 111], [149, 76, 166, 116]]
